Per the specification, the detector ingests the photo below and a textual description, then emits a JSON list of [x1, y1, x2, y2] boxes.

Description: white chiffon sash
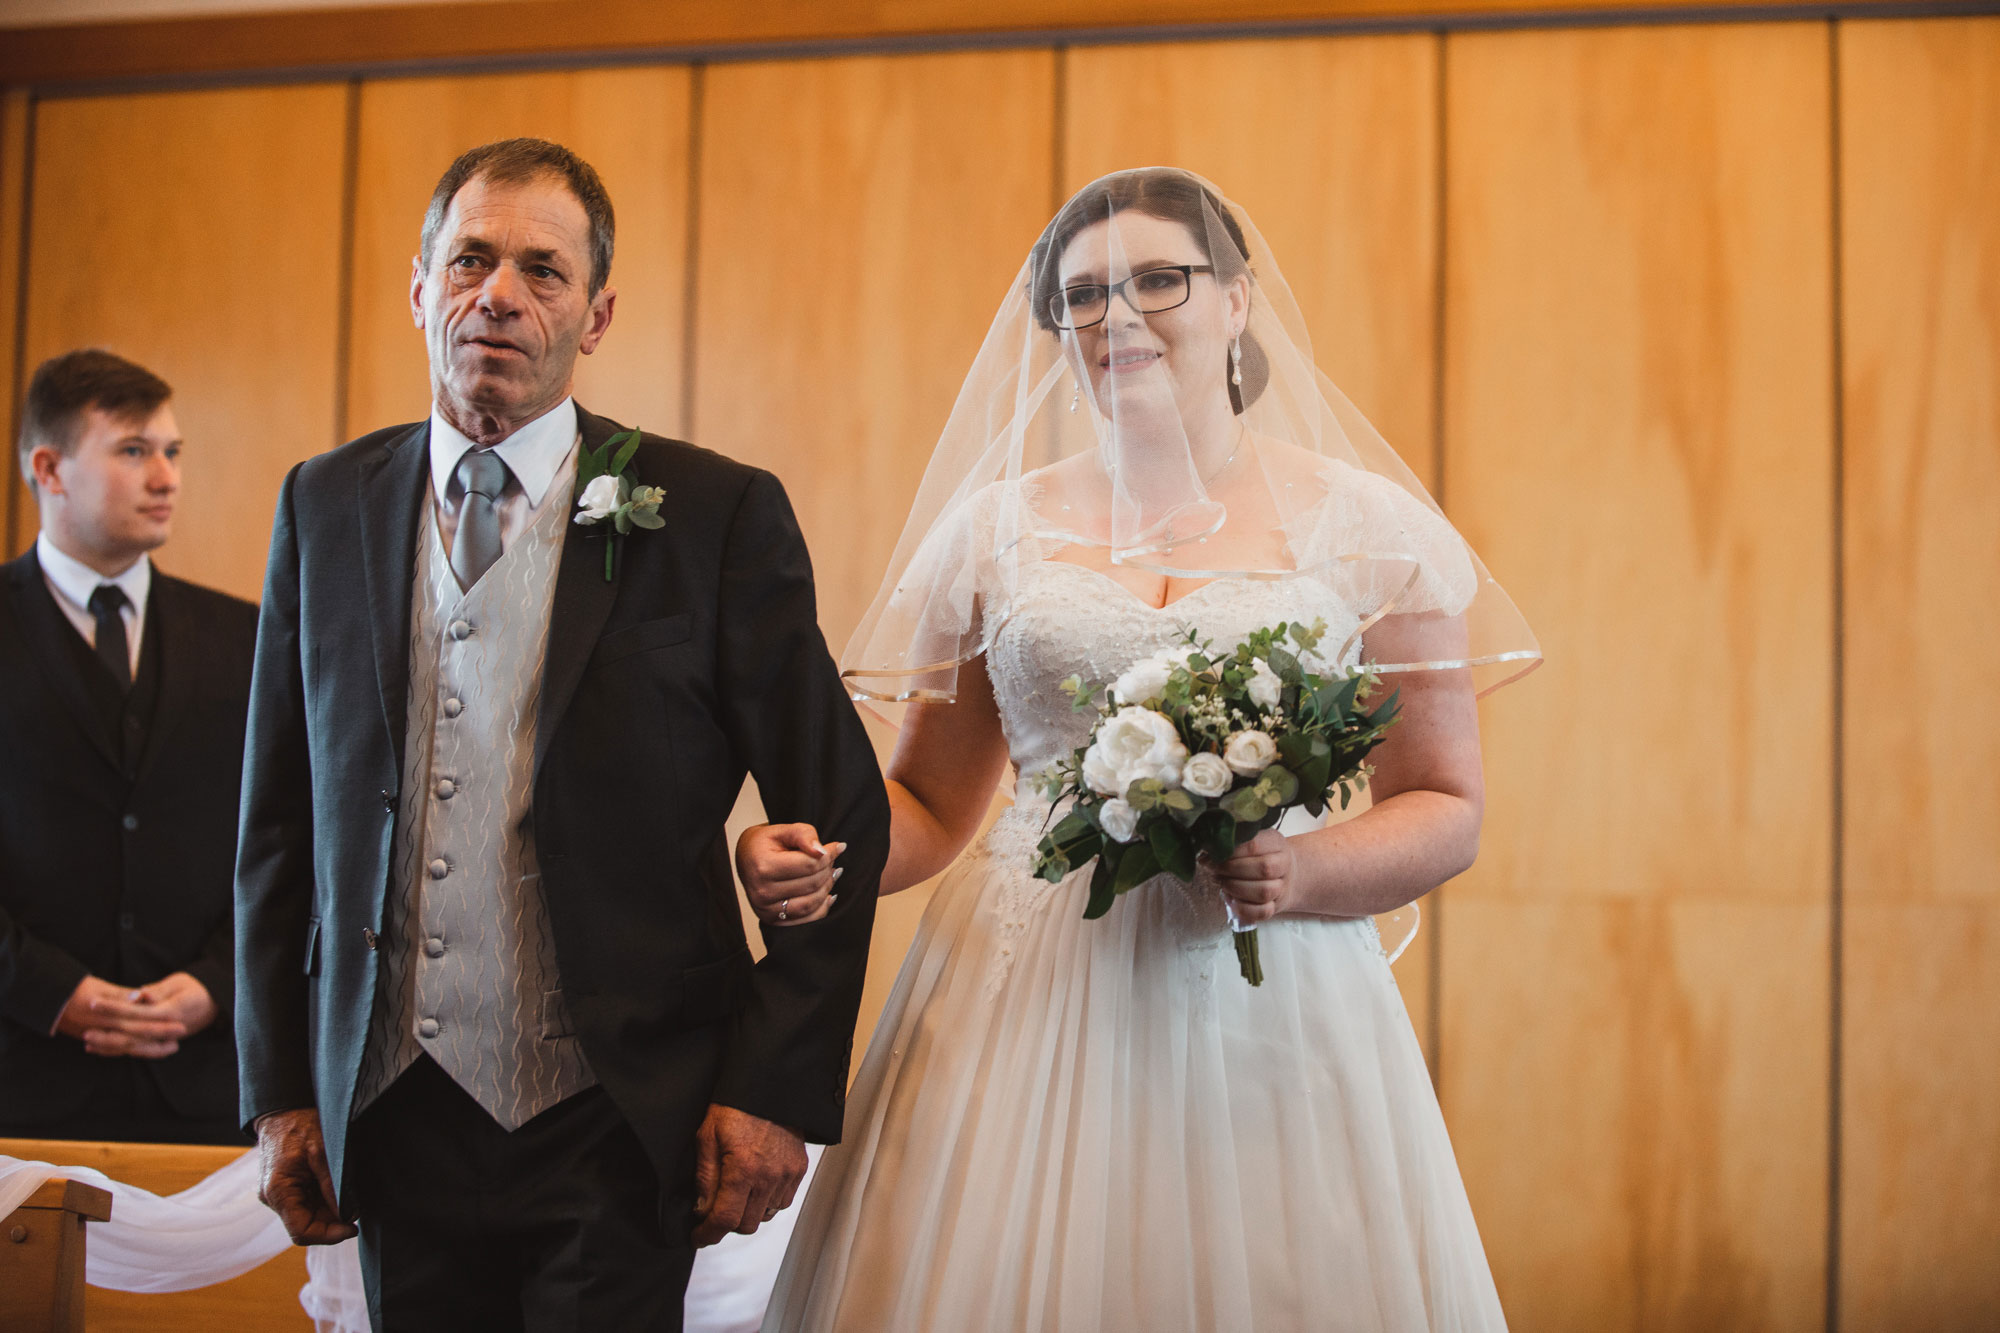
[[0, 1144, 818, 1332]]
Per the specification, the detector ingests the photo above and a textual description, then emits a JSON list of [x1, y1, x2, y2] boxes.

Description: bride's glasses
[[1050, 264, 1216, 330]]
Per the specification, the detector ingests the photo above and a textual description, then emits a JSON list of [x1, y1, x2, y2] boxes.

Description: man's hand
[[52, 975, 188, 1058], [690, 1103, 808, 1246], [254, 1108, 357, 1245]]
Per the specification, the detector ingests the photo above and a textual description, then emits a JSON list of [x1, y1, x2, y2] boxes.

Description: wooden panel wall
[[1442, 24, 1835, 1330], [1, 89, 28, 559], [1063, 33, 1445, 1058], [0, 18, 1995, 1328], [346, 67, 692, 439], [1838, 18, 2000, 1331], [20, 85, 347, 602], [693, 49, 1057, 1057]]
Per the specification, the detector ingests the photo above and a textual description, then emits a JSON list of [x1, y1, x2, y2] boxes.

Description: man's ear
[[29, 445, 65, 498], [579, 286, 617, 357], [410, 254, 428, 330]]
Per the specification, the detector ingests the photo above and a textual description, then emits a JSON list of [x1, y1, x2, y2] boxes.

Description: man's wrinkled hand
[[690, 1103, 807, 1246], [255, 1107, 357, 1245]]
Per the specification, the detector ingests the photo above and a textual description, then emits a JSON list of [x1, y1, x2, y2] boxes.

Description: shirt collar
[[36, 531, 151, 617], [428, 396, 580, 508]]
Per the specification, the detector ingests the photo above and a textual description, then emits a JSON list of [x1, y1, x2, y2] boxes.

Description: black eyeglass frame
[[1049, 264, 1218, 331]]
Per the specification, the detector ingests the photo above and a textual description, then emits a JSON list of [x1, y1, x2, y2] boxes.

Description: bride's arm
[[737, 654, 1012, 921], [1213, 611, 1485, 923], [880, 653, 1013, 896]]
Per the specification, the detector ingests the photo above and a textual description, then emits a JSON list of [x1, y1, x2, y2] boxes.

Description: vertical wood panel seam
[[1825, 17, 1847, 1332], [1427, 27, 1449, 1093], [4, 94, 38, 559], [332, 77, 360, 446], [681, 62, 704, 440], [1051, 45, 1068, 211]]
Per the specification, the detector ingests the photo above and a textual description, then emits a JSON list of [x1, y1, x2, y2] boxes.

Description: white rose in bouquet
[[1181, 751, 1233, 798], [1223, 728, 1279, 776], [1111, 651, 1181, 706], [574, 473, 623, 524], [1097, 797, 1140, 843], [1081, 706, 1188, 795], [1246, 658, 1284, 710]]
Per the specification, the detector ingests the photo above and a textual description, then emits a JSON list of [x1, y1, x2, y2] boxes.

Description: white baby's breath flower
[[1097, 797, 1140, 843], [574, 473, 622, 524], [1181, 751, 1233, 799], [1223, 728, 1279, 777], [1111, 651, 1182, 706], [1247, 658, 1284, 710], [1081, 706, 1188, 796]]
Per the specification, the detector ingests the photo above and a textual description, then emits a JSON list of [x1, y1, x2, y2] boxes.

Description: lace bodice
[[986, 561, 1366, 781]]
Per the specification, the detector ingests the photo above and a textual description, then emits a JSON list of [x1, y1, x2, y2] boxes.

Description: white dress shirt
[[36, 532, 150, 677], [428, 397, 582, 556]]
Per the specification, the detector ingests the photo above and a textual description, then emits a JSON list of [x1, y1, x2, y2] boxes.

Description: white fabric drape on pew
[[0, 1146, 817, 1331]]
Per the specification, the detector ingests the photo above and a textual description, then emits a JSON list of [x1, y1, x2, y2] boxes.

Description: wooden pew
[[0, 1138, 312, 1332]]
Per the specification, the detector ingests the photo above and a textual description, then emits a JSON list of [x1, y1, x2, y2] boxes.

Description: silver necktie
[[451, 448, 511, 589]]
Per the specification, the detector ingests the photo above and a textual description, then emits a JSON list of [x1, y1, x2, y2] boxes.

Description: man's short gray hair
[[420, 138, 615, 297]]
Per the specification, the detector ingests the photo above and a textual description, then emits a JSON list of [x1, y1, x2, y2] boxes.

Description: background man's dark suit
[[235, 408, 889, 1290], [0, 549, 256, 1142]]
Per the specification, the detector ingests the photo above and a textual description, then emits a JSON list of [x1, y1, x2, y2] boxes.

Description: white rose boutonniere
[[572, 428, 664, 580]]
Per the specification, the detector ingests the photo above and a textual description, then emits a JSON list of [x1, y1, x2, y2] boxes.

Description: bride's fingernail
[[832, 867, 845, 882]]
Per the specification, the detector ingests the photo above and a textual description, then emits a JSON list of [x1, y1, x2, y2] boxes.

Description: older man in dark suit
[[0, 348, 257, 1145]]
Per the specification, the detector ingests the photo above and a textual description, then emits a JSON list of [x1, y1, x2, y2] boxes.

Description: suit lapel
[[3, 550, 123, 772], [357, 422, 431, 775], [534, 408, 622, 779], [132, 575, 191, 787]]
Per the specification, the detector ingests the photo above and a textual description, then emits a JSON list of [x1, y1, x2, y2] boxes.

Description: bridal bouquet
[[1030, 620, 1401, 985]]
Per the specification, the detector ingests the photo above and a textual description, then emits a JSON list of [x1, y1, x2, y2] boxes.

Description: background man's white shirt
[[36, 531, 149, 677]]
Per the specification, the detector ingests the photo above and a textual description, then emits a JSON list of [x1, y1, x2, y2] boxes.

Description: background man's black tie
[[87, 584, 132, 692]]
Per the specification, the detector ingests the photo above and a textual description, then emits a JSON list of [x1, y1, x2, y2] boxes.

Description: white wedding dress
[[765, 506, 1508, 1331]]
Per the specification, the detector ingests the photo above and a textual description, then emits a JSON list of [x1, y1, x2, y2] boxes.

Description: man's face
[[33, 402, 181, 559], [411, 174, 615, 431]]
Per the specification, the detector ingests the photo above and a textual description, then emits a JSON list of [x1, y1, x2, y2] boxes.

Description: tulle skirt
[[762, 806, 1508, 1332]]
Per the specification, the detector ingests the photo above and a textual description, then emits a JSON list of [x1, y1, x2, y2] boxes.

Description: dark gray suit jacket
[[233, 407, 889, 1202]]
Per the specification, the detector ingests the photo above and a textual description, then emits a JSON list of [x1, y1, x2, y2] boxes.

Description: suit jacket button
[[362, 927, 379, 949], [121, 814, 139, 831]]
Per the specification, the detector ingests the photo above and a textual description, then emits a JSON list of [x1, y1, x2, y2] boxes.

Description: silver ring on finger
[[778, 897, 789, 922], [763, 1207, 779, 1221]]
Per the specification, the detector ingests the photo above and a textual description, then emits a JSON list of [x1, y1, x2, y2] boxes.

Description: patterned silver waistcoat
[[353, 459, 595, 1129]]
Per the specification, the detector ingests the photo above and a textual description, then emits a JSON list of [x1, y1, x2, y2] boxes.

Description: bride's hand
[[736, 822, 844, 926], [1210, 829, 1296, 925]]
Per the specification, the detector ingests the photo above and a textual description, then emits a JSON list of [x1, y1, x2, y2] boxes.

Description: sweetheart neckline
[[1032, 559, 1264, 615]]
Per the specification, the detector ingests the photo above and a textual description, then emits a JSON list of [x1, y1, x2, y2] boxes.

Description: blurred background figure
[[0, 348, 257, 1145]]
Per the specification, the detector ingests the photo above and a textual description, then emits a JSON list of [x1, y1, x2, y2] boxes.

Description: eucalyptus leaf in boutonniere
[[572, 428, 665, 581]]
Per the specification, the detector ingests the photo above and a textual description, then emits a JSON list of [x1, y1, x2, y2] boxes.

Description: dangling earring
[[1070, 378, 1081, 413], [1231, 336, 1244, 387]]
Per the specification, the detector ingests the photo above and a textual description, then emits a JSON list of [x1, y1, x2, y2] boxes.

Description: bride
[[740, 168, 1538, 1332]]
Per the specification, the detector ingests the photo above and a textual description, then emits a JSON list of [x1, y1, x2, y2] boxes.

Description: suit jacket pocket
[[592, 613, 693, 668], [303, 916, 321, 976], [540, 988, 578, 1040], [680, 946, 752, 1028]]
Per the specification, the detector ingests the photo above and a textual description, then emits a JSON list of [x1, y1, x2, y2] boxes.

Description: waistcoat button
[[448, 619, 473, 641], [428, 858, 449, 880]]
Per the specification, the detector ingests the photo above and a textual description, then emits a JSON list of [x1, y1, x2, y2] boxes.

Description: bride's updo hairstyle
[[1027, 168, 1271, 414]]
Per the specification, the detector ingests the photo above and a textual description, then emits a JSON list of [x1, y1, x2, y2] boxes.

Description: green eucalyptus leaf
[[628, 510, 666, 530], [1149, 819, 1196, 882], [1112, 840, 1161, 893], [609, 431, 642, 478], [1084, 856, 1118, 919]]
